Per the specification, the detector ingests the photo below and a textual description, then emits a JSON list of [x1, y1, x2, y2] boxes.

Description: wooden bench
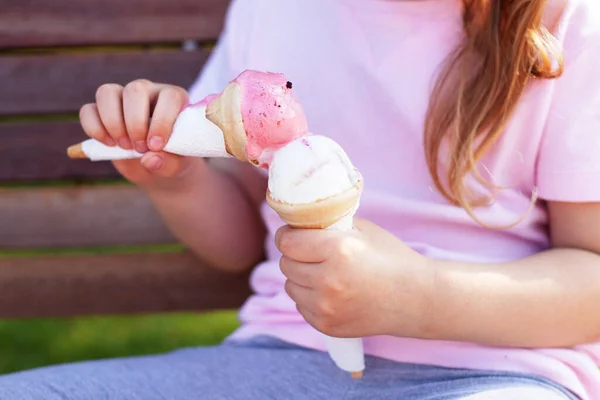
[[0, 0, 252, 318]]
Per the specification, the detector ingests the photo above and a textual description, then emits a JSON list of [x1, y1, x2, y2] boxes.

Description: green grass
[[0, 311, 239, 374], [0, 179, 240, 375], [0, 249, 239, 375], [0, 243, 185, 258]]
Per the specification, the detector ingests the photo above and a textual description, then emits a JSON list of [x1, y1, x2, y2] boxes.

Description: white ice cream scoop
[[268, 135, 360, 204]]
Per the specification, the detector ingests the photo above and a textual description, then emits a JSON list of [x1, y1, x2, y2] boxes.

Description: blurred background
[[0, 0, 251, 374]]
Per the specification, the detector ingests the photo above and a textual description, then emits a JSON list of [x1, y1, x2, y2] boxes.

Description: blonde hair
[[424, 0, 564, 225]]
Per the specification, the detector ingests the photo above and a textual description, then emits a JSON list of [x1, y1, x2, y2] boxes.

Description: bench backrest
[[0, 0, 251, 318]]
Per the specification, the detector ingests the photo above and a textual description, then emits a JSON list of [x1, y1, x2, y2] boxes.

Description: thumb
[[352, 217, 379, 232], [352, 217, 398, 242], [353, 217, 412, 253], [140, 151, 195, 178]]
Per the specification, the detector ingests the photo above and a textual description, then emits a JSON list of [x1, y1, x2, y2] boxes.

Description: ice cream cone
[[205, 82, 251, 164], [265, 178, 363, 229], [267, 174, 365, 379], [65, 105, 230, 161], [67, 143, 86, 159], [67, 70, 304, 164]]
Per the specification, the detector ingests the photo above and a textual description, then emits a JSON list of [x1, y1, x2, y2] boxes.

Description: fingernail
[[143, 155, 163, 171], [105, 137, 117, 147], [134, 140, 148, 153], [148, 136, 164, 151], [119, 138, 133, 150]]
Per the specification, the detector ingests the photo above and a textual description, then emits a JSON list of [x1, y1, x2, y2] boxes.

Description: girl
[[1, 0, 599, 399]]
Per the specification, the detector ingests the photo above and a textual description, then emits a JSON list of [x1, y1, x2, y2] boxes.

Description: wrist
[[382, 253, 440, 340], [417, 257, 466, 342], [417, 257, 444, 340]]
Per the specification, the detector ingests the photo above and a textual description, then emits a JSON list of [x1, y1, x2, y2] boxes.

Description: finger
[[122, 79, 157, 153], [274, 226, 332, 262], [140, 151, 187, 177], [284, 280, 316, 308], [79, 103, 116, 146], [279, 256, 320, 288], [148, 86, 189, 152], [95, 83, 130, 149]]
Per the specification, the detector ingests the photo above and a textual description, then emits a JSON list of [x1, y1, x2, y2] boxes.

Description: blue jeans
[[0, 336, 579, 399]]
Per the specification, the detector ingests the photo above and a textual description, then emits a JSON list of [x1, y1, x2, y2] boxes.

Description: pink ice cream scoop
[[206, 70, 309, 167]]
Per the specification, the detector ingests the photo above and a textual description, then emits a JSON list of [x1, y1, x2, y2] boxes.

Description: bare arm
[[417, 201, 600, 348], [145, 158, 268, 273]]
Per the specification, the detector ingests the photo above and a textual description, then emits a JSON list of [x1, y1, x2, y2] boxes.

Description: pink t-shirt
[[189, 0, 600, 398]]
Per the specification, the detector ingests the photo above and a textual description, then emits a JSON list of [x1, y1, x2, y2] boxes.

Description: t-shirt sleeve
[[535, 10, 600, 202], [187, 0, 250, 103]]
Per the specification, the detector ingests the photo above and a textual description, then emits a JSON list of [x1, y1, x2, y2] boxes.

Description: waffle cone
[[266, 178, 363, 229], [350, 371, 364, 380], [67, 143, 86, 159], [205, 82, 251, 163]]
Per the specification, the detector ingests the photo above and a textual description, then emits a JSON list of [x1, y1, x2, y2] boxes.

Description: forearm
[[415, 248, 600, 348], [145, 160, 266, 272]]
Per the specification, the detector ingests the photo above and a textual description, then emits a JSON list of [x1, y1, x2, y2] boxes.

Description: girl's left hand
[[275, 218, 435, 339]]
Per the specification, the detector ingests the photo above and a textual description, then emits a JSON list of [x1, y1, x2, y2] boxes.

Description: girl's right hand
[[79, 79, 204, 190]]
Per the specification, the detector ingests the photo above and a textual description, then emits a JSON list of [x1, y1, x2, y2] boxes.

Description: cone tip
[[67, 143, 87, 159], [350, 371, 364, 380]]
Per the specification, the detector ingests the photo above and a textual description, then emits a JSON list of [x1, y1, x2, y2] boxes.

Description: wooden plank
[[0, 49, 211, 116], [0, 121, 121, 182], [0, 251, 251, 318], [0, 0, 228, 49], [0, 185, 177, 249]]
